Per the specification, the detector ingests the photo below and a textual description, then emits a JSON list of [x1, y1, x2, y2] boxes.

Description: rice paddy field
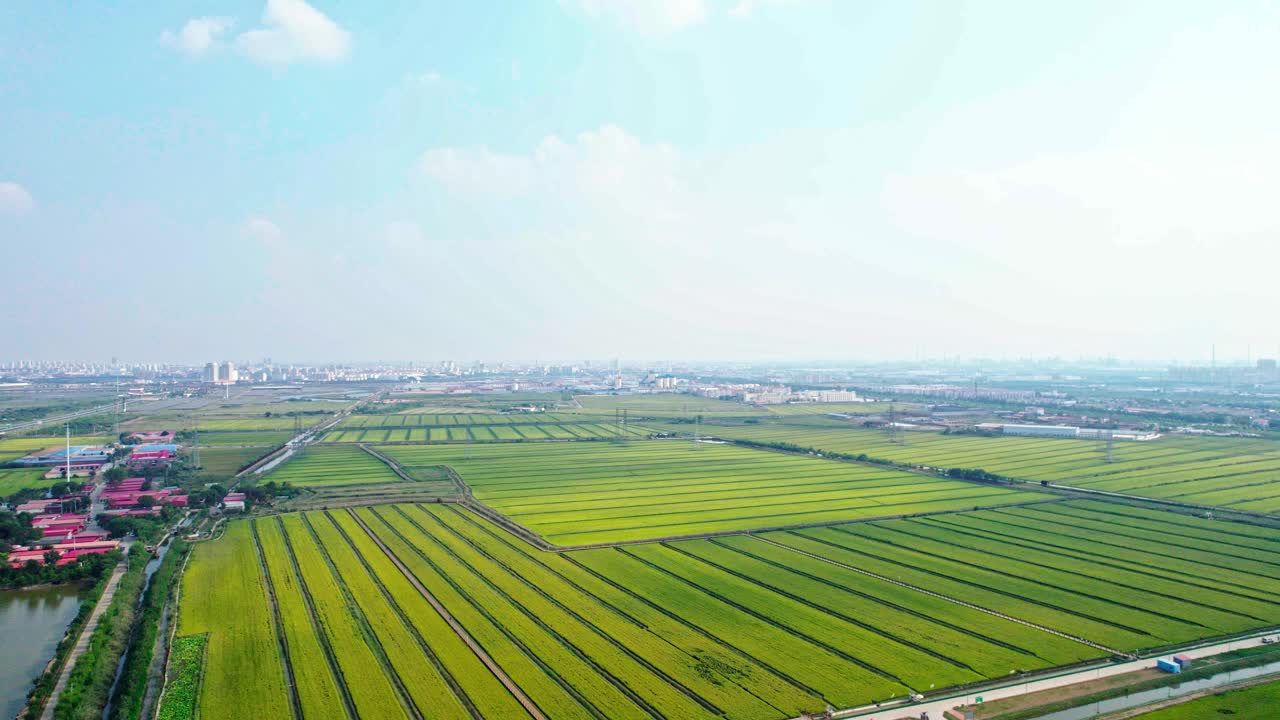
[[0, 467, 54, 496], [375, 441, 1036, 545], [761, 500, 1280, 652], [196, 446, 279, 479], [194, 431, 294, 446], [337, 412, 589, 428], [266, 445, 403, 487], [166, 500, 1280, 720], [323, 421, 649, 444], [662, 424, 1280, 514]]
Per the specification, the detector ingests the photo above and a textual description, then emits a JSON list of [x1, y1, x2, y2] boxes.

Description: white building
[[820, 390, 859, 403]]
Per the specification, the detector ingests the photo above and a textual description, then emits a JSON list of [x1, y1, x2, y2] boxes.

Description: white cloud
[[421, 146, 536, 197], [159, 16, 235, 57], [384, 222, 428, 255], [236, 0, 350, 66], [420, 125, 689, 223], [729, 0, 800, 18], [244, 217, 284, 245], [0, 182, 34, 214], [570, 0, 708, 33]]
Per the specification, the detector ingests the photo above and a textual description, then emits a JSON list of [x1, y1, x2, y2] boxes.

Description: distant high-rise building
[[203, 362, 220, 383], [220, 361, 238, 384]]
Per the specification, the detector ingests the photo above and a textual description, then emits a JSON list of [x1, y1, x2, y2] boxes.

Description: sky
[[2, 1, 1279, 364]]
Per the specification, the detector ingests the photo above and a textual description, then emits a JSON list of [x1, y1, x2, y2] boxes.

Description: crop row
[[758, 501, 1280, 653]]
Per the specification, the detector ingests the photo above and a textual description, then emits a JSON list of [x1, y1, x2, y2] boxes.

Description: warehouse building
[[1001, 424, 1081, 438]]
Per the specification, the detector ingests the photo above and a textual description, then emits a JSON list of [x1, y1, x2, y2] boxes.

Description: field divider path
[[345, 508, 550, 720], [752, 535, 1133, 659], [1044, 482, 1280, 522], [251, 520, 305, 720]]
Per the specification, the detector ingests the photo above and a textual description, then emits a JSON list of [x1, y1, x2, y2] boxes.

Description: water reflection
[[0, 585, 87, 719]]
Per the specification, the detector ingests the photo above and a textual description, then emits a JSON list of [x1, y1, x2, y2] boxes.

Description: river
[[0, 585, 86, 719]]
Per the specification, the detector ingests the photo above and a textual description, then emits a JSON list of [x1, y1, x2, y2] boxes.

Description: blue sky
[[3, 1, 1279, 363]]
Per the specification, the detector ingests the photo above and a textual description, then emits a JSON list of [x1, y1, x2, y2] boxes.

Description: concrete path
[[39, 555, 130, 720], [825, 630, 1280, 720]]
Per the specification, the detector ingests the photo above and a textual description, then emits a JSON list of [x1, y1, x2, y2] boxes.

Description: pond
[[0, 584, 87, 718]]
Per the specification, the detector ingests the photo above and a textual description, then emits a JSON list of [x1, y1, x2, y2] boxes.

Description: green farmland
[[376, 440, 1036, 545], [194, 431, 293, 446], [665, 424, 1280, 514], [195, 446, 278, 479], [195, 416, 327, 431], [0, 467, 53, 496], [337, 412, 589, 428], [266, 445, 403, 487], [168, 505, 1106, 719], [764, 500, 1280, 652], [323, 420, 649, 443], [166, 501, 1280, 720]]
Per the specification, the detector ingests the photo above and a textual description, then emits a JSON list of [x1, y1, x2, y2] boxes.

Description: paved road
[[828, 630, 1279, 720], [38, 546, 132, 720]]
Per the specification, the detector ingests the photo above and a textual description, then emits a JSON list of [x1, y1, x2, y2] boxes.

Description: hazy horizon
[[4, 1, 1280, 363]]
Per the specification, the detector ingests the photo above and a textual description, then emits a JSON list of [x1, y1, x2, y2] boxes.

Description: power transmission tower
[[191, 421, 200, 469], [886, 404, 904, 444], [1104, 429, 1115, 463]]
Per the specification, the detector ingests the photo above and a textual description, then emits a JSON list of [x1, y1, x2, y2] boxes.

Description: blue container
[[1156, 658, 1181, 673]]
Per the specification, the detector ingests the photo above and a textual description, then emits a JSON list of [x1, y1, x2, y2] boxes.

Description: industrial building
[[14, 445, 111, 468], [1000, 424, 1082, 438]]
